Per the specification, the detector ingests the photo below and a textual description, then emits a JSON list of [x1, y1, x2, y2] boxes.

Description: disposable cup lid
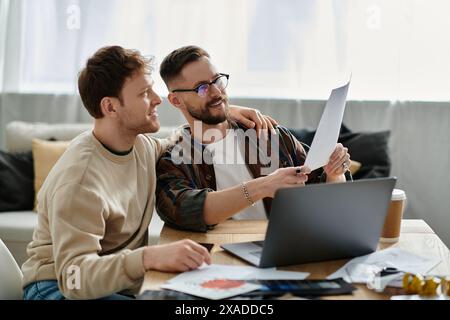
[[392, 189, 406, 201]]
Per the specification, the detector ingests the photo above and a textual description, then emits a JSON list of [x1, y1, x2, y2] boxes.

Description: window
[[2, 0, 450, 101]]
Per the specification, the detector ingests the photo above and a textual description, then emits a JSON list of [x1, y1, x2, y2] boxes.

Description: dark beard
[[187, 97, 229, 125]]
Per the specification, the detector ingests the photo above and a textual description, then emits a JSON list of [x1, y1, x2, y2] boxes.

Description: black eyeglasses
[[172, 73, 229, 97]]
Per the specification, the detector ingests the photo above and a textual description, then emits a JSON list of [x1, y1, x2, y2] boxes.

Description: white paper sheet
[[304, 79, 350, 171], [161, 264, 309, 300], [161, 281, 261, 300], [167, 264, 309, 285], [327, 248, 441, 284]]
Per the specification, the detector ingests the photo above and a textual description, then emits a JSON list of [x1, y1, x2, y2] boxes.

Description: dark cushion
[[0, 150, 35, 212], [288, 124, 391, 180]]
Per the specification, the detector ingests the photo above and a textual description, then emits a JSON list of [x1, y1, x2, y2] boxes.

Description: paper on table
[[327, 248, 441, 284], [167, 264, 309, 285], [161, 280, 261, 300], [161, 264, 309, 300], [304, 79, 350, 171]]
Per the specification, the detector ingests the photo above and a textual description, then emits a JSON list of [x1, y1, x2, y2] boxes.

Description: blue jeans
[[23, 280, 135, 300]]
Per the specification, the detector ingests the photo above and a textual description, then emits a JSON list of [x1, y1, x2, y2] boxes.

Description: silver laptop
[[221, 177, 396, 268]]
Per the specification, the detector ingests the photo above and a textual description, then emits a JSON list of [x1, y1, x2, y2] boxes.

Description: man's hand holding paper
[[323, 143, 351, 182]]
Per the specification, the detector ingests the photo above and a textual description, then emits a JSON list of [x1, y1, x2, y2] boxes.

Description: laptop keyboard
[[250, 250, 262, 258], [252, 241, 264, 247], [248, 241, 264, 258]]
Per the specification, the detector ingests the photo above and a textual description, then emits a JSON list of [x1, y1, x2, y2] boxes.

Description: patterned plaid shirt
[[156, 121, 338, 232]]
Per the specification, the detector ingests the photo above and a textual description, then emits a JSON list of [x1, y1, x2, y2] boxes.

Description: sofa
[[0, 121, 174, 266]]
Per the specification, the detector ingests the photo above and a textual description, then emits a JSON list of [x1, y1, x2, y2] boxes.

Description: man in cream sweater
[[21, 46, 273, 300]]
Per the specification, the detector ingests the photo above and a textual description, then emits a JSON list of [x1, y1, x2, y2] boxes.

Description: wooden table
[[140, 219, 450, 299]]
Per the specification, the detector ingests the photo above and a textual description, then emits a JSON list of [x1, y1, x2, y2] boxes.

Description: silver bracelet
[[242, 182, 255, 207]]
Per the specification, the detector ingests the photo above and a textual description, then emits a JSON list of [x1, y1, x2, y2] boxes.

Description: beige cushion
[[349, 160, 362, 176], [31, 139, 70, 209]]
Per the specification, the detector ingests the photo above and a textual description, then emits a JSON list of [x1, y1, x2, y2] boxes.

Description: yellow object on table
[[403, 273, 450, 297], [403, 273, 424, 294], [441, 277, 450, 296], [420, 277, 440, 297]]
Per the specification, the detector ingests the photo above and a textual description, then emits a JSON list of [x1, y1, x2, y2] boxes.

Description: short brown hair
[[78, 46, 153, 119], [159, 45, 210, 88]]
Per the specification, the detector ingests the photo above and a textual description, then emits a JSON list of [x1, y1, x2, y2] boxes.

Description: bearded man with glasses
[[155, 46, 352, 232]]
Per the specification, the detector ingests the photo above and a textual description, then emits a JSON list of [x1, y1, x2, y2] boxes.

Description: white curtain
[[0, 0, 10, 91], [1, 0, 450, 100]]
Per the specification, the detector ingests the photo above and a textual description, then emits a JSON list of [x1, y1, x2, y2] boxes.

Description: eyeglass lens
[[197, 75, 228, 97]]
